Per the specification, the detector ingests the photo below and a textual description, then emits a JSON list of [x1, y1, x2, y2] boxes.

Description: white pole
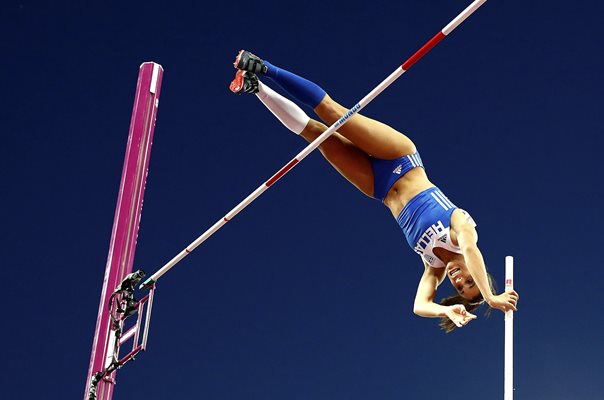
[[504, 256, 514, 400]]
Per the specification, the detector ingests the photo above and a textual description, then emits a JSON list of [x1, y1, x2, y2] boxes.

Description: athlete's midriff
[[384, 167, 435, 218]]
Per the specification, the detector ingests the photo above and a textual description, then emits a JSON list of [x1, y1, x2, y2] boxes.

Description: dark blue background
[[2, 1, 602, 399]]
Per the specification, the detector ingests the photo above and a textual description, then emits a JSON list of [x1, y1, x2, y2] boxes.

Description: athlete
[[229, 50, 519, 332]]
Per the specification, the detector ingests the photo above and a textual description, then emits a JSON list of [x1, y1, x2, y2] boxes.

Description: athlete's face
[[446, 260, 480, 300]]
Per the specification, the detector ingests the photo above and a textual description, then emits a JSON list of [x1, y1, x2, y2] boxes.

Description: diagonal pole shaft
[[142, 0, 488, 288]]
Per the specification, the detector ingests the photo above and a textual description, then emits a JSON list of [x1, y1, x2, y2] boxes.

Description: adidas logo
[[438, 234, 448, 243], [392, 164, 403, 174]]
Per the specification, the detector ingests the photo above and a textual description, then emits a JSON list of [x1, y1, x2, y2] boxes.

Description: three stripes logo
[[393, 164, 403, 175], [407, 153, 423, 168], [430, 190, 456, 211], [438, 234, 448, 243]]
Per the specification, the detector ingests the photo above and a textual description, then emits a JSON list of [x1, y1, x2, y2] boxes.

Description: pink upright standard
[[84, 62, 164, 400]]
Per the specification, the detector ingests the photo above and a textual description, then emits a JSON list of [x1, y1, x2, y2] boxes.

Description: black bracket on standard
[[87, 270, 156, 400]]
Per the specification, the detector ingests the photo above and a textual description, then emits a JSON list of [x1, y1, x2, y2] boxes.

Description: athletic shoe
[[233, 50, 268, 74], [229, 70, 259, 94]]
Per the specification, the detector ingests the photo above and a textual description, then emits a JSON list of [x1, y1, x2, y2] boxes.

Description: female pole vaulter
[[229, 50, 519, 332]]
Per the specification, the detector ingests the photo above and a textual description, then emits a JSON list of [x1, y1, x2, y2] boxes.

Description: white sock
[[255, 81, 310, 135]]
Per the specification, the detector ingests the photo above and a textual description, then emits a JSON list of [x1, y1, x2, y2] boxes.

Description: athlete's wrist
[[483, 293, 495, 305]]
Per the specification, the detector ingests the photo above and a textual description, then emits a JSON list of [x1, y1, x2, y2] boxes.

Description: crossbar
[[143, 0, 488, 288]]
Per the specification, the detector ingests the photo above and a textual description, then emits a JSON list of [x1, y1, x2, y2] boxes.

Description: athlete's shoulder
[[450, 208, 478, 247], [451, 208, 477, 229]]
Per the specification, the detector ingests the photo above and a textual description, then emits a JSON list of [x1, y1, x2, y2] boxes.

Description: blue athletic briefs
[[370, 152, 424, 202]]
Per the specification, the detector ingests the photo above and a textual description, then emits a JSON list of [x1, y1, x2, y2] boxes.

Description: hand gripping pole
[[142, 0, 488, 288]]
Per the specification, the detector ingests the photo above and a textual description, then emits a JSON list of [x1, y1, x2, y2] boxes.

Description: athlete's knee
[[301, 119, 327, 140], [313, 94, 341, 117]]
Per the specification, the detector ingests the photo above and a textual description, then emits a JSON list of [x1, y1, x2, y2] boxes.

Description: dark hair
[[438, 272, 497, 333]]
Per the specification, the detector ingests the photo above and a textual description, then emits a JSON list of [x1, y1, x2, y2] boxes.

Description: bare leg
[[249, 54, 416, 160], [314, 95, 416, 160], [301, 119, 374, 197], [250, 79, 374, 197]]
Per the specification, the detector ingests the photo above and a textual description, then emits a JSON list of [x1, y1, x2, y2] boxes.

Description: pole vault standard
[[505, 256, 514, 400], [142, 0, 488, 288], [85, 62, 163, 400]]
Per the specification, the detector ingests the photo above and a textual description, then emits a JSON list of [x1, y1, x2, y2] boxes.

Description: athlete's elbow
[[413, 300, 427, 316]]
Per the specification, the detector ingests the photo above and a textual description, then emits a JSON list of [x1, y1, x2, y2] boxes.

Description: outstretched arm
[[413, 262, 477, 328], [451, 211, 519, 313]]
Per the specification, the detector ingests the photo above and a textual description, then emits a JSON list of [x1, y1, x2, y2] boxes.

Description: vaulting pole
[[143, 0, 488, 288], [504, 256, 514, 400]]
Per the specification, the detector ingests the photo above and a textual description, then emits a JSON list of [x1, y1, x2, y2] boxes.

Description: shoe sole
[[229, 70, 245, 93], [233, 50, 245, 69]]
